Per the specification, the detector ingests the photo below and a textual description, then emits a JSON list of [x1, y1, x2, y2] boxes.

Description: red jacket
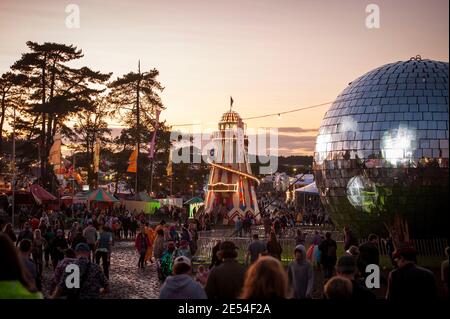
[[135, 233, 151, 252]]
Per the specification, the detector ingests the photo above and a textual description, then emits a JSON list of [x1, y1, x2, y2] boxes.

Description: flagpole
[[135, 60, 141, 200], [149, 159, 154, 195], [11, 104, 16, 229], [97, 157, 100, 189], [72, 151, 75, 217], [58, 133, 62, 212]]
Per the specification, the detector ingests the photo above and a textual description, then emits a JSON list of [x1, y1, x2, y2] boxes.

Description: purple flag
[[149, 109, 161, 159]]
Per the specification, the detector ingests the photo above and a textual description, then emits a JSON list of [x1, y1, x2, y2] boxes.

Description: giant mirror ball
[[313, 57, 449, 238]]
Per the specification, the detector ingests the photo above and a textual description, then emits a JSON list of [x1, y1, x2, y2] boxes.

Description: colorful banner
[[149, 108, 161, 159], [166, 148, 173, 176], [48, 133, 61, 171], [94, 137, 100, 173], [127, 146, 138, 173]]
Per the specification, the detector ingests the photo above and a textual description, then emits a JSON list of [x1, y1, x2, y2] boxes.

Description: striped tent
[[87, 189, 119, 203]]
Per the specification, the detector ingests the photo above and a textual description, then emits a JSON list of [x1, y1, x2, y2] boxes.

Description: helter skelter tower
[[204, 103, 260, 224]]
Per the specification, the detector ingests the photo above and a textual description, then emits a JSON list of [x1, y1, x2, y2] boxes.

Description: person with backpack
[[318, 232, 337, 280], [51, 243, 108, 299]]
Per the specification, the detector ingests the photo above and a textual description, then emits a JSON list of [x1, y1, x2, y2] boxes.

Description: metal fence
[[193, 227, 343, 263], [193, 229, 448, 263], [193, 237, 300, 263], [359, 238, 449, 257]]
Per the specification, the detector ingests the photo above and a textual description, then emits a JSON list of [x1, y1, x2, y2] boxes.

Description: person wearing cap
[[386, 246, 437, 301], [336, 255, 376, 301], [205, 241, 246, 299], [245, 234, 267, 265], [287, 244, 314, 299], [51, 243, 108, 299], [159, 256, 207, 299]]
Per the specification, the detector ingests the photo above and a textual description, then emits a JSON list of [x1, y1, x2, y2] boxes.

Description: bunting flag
[[166, 148, 173, 176], [94, 137, 100, 173], [48, 133, 61, 172], [149, 109, 161, 159], [127, 146, 138, 173]]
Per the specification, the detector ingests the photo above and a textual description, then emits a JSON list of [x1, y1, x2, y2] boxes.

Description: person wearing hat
[[336, 255, 375, 301], [205, 241, 246, 299], [51, 243, 108, 299], [386, 246, 437, 301], [287, 244, 314, 299], [159, 256, 207, 299]]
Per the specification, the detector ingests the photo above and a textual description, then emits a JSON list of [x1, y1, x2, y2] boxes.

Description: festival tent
[[29, 184, 57, 204], [60, 195, 73, 206], [158, 197, 183, 208], [184, 197, 204, 219], [294, 174, 314, 186], [73, 192, 89, 204], [295, 182, 319, 195], [123, 199, 160, 215], [88, 189, 119, 202], [87, 189, 119, 209], [295, 182, 321, 210], [136, 191, 154, 202]]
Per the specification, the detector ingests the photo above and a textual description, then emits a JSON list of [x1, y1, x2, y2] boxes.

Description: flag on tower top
[[230, 96, 234, 110]]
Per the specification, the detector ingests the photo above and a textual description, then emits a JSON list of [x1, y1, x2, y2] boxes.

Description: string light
[[170, 100, 338, 127], [207, 182, 238, 192]]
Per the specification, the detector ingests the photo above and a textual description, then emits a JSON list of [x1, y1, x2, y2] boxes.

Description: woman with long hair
[[240, 256, 290, 299], [266, 231, 282, 260], [0, 233, 42, 298]]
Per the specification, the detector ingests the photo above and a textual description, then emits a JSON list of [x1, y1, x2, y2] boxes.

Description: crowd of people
[[158, 229, 447, 300], [258, 193, 332, 232], [0, 203, 448, 301]]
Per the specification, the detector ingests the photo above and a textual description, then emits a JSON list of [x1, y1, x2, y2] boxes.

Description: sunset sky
[[1, 0, 448, 155]]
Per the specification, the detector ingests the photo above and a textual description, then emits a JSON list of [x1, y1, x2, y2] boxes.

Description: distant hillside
[[278, 155, 313, 166]]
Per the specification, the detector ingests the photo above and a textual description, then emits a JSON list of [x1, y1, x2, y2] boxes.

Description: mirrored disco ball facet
[[313, 59, 449, 238]]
